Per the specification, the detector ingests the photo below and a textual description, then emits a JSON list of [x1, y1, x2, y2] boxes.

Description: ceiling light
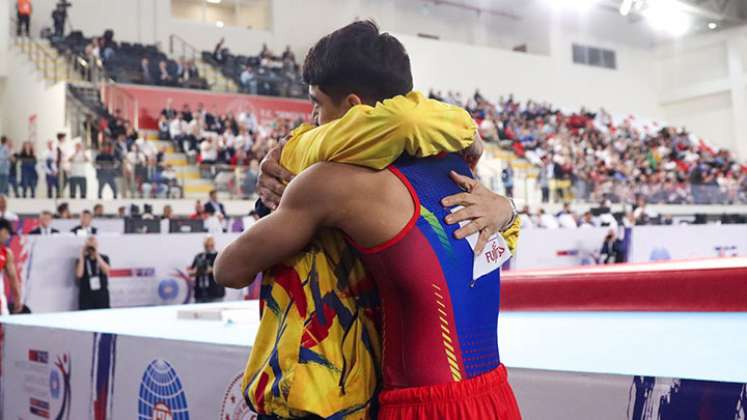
[[206, 0, 222, 4], [215, 20, 224, 28], [708, 22, 718, 30], [643, 0, 691, 37]]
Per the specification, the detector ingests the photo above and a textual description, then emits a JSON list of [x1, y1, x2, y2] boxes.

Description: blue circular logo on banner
[[138, 359, 190, 420], [49, 370, 61, 399], [649, 247, 671, 262], [158, 279, 180, 302]]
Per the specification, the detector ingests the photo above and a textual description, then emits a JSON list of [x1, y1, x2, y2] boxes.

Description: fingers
[[444, 206, 476, 225], [448, 170, 477, 192], [441, 192, 478, 207], [261, 149, 294, 184], [473, 229, 493, 256], [453, 217, 485, 240]]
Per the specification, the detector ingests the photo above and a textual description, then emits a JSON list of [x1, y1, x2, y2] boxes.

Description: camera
[[85, 246, 96, 255]]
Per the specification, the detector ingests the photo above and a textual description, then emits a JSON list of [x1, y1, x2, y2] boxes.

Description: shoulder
[[288, 163, 372, 200]]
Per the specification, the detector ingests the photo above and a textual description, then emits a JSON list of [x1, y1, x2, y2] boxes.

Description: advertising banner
[[110, 334, 253, 420], [1, 324, 94, 419]]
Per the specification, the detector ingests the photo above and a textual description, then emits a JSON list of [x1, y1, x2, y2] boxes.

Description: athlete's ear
[[345, 93, 363, 108]]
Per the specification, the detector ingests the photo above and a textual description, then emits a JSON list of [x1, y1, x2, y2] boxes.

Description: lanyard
[[85, 257, 99, 277]]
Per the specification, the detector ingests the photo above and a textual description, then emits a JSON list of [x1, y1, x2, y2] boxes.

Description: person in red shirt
[[0, 219, 21, 315], [16, 0, 31, 37]]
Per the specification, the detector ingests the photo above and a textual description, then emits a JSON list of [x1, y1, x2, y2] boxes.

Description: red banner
[[102, 84, 312, 130]]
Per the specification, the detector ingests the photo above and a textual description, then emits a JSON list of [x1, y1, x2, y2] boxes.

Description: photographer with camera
[[75, 236, 111, 310], [187, 236, 224, 304]]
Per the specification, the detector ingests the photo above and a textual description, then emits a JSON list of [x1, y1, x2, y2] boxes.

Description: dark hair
[[57, 132, 66, 140], [57, 202, 69, 214], [0, 218, 13, 235], [303, 20, 413, 104], [82, 210, 92, 216]]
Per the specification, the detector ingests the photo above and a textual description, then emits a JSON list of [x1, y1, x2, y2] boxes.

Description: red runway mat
[[502, 257, 747, 312]]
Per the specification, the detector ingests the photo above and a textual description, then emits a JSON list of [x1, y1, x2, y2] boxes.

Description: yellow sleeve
[[501, 217, 521, 255], [280, 91, 476, 174]]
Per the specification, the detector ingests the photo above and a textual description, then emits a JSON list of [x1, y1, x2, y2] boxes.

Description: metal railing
[[169, 34, 232, 92], [9, 20, 70, 84]]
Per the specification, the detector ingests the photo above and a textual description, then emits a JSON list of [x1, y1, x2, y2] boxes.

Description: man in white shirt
[[538, 208, 559, 229], [200, 138, 218, 164], [68, 142, 89, 198], [556, 203, 578, 229], [0, 195, 19, 222]]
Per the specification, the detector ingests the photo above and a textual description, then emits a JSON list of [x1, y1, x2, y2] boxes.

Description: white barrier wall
[[20, 233, 245, 313], [628, 224, 747, 262], [512, 226, 616, 269]]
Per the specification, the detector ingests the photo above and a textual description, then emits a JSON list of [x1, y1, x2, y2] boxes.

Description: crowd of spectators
[[157, 100, 287, 196], [209, 39, 305, 98], [517, 200, 676, 230], [430, 90, 747, 205]]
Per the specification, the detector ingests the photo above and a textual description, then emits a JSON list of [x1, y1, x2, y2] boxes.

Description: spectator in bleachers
[[71, 210, 98, 236], [162, 99, 177, 120], [95, 142, 119, 199], [0, 136, 11, 195], [8, 141, 19, 198], [281, 45, 295, 63], [578, 211, 595, 228], [0, 218, 21, 315], [140, 57, 154, 85], [93, 203, 105, 218], [18, 141, 37, 198], [16, 0, 31, 37], [537, 208, 559, 229], [30, 211, 59, 235], [200, 137, 218, 165], [203, 206, 224, 234], [213, 38, 228, 64], [190, 200, 204, 220], [557, 203, 578, 228], [68, 142, 89, 199], [240, 65, 257, 94], [108, 110, 126, 138], [56, 202, 71, 219], [0, 195, 19, 222], [501, 164, 514, 197], [55, 132, 74, 194], [181, 104, 193, 123], [75, 236, 111, 310], [260, 43, 273, 60], [162, 205, 174, 220], [116, 206, 126, 218], [205, 190, 226, 218], [44, 140, 60, 198], [157, 60, 174, 86], [125, 144, 147, 197], [243, 159, 259, 196], [518, 205, 534, 229]]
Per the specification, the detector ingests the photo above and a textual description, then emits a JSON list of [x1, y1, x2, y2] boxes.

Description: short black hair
[[303, 20, 413, 104], [82, 210, 92, 216], [0, 218, 14, 235]]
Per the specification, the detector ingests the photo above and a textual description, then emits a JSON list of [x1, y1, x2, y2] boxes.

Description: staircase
[[11, 36, 85, 84], [195, 59, 238, 93], [142, 131, 215, 198]]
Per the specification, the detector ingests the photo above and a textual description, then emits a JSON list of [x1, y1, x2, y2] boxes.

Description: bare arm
[[215, 164, 334, 288], [5, 251, 21, 313], [75, 251, 85, 279], [96, 253, 111, 276]]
